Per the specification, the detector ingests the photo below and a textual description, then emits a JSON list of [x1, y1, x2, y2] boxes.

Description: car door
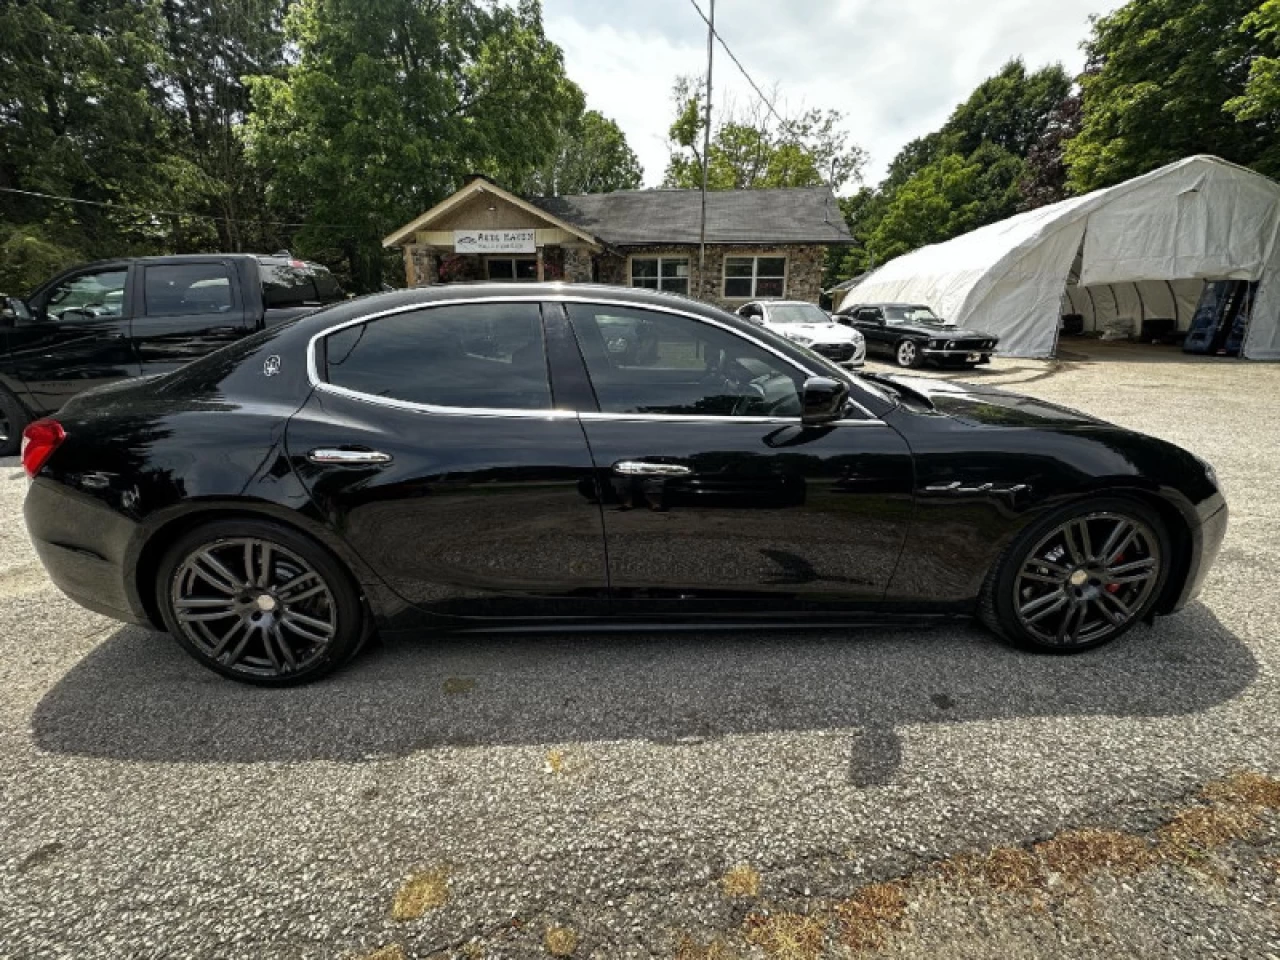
[[6, 264, 141, 415], [563, 300, 915, 620], [130, 260, 251, 375], [286, 297, 610, 626], [852, 307, 890, 355]]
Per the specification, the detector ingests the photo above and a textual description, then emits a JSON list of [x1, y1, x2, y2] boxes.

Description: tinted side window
[[568, 304, 804, 418], [261, 263, 344, 308], [144, 264, 233, 316], [324, 303, 552, 410]]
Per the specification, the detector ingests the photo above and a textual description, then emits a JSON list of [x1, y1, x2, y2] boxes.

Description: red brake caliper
[[1106, 553, 1123, 593]]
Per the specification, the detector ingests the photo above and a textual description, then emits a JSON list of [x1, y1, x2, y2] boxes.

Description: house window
[[630, 257, 690, 295], [487, 257, 539, 281], [724, 256, 787, 299]]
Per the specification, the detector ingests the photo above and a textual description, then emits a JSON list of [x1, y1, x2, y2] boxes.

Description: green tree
[[0, 0, 179, 289], [828, 60, 1068, 284], [1227, 0, 1280, 119], [662, 76, 867, 191], [1066, 0, 1275, 191], [244, 0, 581, 290], [867, 144, 1025, 263], [156, 0, 291, 252], [522, 106, 644, 195]]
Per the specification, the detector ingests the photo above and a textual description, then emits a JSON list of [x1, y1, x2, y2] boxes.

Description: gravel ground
[[1, 340, 1278, 959]]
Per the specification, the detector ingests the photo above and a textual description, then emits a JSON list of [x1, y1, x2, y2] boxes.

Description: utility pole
[[698, 0, 715, 299]]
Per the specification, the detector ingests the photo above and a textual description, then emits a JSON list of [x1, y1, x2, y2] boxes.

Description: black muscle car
[[21, 284, 1226, 686], [835, 303, 999, 368]]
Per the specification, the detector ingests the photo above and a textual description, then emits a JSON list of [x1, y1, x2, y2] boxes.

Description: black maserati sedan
[[21, 284, 1226, 686], [834, 302, 1000, 368]]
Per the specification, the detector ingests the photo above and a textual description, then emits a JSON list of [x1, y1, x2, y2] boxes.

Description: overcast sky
[[541, 0, 1124, 192]]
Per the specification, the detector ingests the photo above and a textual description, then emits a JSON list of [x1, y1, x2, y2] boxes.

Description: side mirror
[[0, 294, 31, 325], [801, 376, 849, 425]]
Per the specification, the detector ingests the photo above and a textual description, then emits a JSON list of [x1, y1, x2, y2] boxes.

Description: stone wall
[[563, 246, 594, 283], [404, 244, 438, 287], [594, 244, 829, 309], [401, 241, 832, 303]]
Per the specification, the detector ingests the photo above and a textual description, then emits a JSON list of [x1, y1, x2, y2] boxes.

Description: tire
[[0, 387, 31, 458], [895, 340, 922, 368], [155, 518, 366, 686], [979, 496, 1171, 654]]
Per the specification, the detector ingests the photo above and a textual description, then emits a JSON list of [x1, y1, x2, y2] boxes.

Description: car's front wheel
[[895, 340, 922, 368], [980, 497, 1170, 653], [156, 519, 365, 685]]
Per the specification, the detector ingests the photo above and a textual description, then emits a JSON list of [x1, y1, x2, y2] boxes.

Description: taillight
[[21, 419, 66, 478]]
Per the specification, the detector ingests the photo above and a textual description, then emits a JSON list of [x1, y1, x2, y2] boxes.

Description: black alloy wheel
[[982, 497, 1170, 653], [895, 340, 922, 368], [157, 519, 364, 685]]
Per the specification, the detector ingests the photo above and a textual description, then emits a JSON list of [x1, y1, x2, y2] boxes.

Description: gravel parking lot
[[1, 341, 1278, 959]]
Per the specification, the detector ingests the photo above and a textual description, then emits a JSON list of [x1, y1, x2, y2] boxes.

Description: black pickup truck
[[0, 253, 344, 454]]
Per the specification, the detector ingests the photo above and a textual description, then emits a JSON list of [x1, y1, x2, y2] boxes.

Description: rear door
[[131, 260, 250, 374], [286, 297, 609, 625], [7, 264, 140, 415]]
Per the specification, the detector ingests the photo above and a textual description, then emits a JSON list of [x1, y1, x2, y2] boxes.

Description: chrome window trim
[[305, 293, 882, 422]]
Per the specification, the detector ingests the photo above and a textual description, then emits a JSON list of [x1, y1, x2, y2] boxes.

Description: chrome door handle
[[612, 460, 691, 477], [307, 448, 393, 465]]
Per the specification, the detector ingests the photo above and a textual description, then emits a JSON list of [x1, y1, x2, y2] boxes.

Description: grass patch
[[1034, 829, 1155, 882], [1157, 804, 1261, 854], [443, 676, 476, 695], [544, 925, 578, 956], [390, 867, 450, 921], [941, 846, 1042, 893], [674, 935, 738, 959], [544, 749, 565, 774], [721, 863, 761, 898], [743, 912, 826, 960], [359, 945, 406, 960], [1201, 771, 1280, 808], [835, 881, 908, 952]]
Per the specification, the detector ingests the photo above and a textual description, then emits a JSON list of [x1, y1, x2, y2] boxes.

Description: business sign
[[453, 229, 536, 254]]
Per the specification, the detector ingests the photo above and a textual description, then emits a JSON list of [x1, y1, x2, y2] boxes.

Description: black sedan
[[835, 302, 1000, 368], [22, 284, 1226, 685]]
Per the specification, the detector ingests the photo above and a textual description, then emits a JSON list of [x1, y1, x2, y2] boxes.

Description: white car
[[735, 300, 866, 368]]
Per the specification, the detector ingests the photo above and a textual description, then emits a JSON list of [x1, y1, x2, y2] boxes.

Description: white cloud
[[543, 0, 1124, 190]]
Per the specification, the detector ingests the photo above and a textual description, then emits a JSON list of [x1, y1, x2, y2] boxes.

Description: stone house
[[383, 176, 851, 310]]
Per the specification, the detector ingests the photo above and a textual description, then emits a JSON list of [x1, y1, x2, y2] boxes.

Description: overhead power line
[[0, 186, 360, 231], [686, 0, 788, 129]]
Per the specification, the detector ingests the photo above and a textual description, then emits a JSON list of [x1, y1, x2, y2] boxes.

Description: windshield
[[885, 305, 945, 325], [768, 303, 830, 325]]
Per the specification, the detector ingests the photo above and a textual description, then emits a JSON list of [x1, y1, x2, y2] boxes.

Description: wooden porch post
[[536, 246, 545, 282]]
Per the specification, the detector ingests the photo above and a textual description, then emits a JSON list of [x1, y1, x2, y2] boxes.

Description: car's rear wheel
[[895, 340, 922, 368], [980, 497, 1170, 653], [156, 519, 365, 685], [0, 388, 30, 457]]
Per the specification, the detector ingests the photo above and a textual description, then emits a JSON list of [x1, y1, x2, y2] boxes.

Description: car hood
[[768, 322, 856, 343], [877, 374, 1104, 427], [895, 324, 997, 341]]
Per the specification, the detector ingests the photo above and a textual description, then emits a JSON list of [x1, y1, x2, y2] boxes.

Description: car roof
[[762, 300, 824, 307], [853, 302, 934, 309], [49, 253, 330, 272]]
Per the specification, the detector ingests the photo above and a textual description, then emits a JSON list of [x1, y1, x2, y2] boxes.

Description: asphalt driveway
[[1, 340, 1278, 958]]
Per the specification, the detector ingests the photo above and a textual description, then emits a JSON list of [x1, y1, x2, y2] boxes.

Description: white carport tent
[[836, 156, 1280, 359]]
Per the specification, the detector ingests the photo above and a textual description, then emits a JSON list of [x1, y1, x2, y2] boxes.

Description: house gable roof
[[383, 177, 601, 248], [530, 186, 852, 246]]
